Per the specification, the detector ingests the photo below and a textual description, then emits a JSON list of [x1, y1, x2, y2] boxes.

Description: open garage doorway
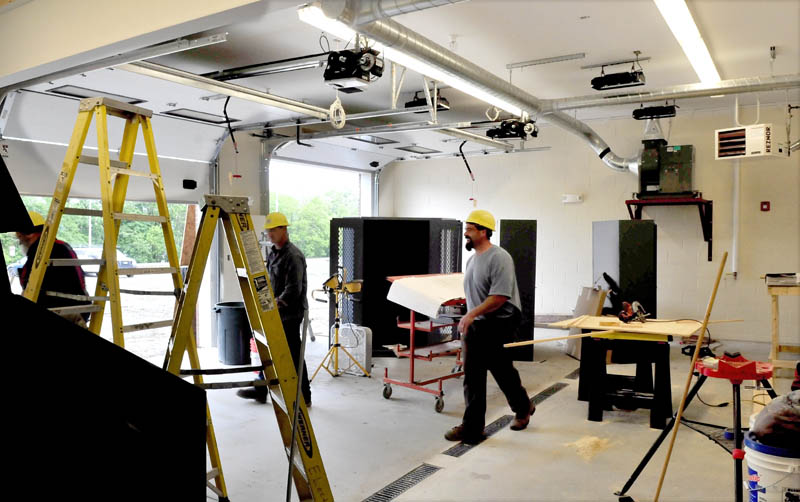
[[2, 195, 191, 365], [267, 159, 368, 341]]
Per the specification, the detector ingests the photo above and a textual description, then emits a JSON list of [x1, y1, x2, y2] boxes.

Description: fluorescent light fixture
[[348, 135, 398, 145], [161, 108, 238, 124], [395, 145, 441, 154], [46, 85, 146, 104], [653, 0, 720, 83], [298, 5, 523, 115]]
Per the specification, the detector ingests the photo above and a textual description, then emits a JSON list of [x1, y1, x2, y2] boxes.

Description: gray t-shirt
[[464, 245, 521, 319]]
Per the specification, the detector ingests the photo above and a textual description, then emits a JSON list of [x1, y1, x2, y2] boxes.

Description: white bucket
[[744, 433, 800, 502]]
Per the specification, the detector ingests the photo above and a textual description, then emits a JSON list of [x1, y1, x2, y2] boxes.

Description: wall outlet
[[760, 201, 770, 211]]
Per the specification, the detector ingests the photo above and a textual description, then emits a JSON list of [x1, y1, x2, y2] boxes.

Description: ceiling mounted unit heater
[[715, 124, 786, 160]]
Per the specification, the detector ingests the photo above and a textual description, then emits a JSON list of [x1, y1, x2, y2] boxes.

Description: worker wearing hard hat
[[237, 211, 311, 405], [445, 209, 534, 444], [16, 210, 91, 325]]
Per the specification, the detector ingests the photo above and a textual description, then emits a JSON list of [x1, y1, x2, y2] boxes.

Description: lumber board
[[548, 315, 702, 337]]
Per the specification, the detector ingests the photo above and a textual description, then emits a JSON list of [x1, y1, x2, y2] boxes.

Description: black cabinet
[[330, 217, 462, 355], [592, 219, 657, 317], [499, 219, 536, 361]]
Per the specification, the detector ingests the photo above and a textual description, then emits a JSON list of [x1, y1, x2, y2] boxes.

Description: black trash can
[[214, 302, 251, 365]]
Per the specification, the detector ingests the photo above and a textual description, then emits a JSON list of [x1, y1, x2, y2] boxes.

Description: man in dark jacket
[[18, 211, 91, 325], [237, 211, 311, 405]]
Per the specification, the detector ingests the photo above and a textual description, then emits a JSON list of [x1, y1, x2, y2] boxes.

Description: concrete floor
[[200, 330, 795, 502]]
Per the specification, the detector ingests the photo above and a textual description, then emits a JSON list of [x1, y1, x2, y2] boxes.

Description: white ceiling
[[8, 0, 800, 165]]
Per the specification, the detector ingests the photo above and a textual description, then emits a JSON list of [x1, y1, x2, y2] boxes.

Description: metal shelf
[[625, 196, 713, 261]]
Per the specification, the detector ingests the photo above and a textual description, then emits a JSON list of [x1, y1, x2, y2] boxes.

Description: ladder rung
[[49, 304, 104, 315], [78, 155, 128, 169], [196, 380, 266, 390], [113, 212, 167, 222], [78, 97, 153, 118], [284, 446, 308, 480], [180, 366, 264, 376], [122, 319, 173, 332], [109, 167, 158, 179], [62, 207, 103, 217], [49, 258, 105, 267], [46, 291, 108, 302], [206, 469, 220, 482], [119, 267, 177, 276], [119, 288, 179, 296]]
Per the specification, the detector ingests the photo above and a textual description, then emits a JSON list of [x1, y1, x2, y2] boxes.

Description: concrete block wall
[[378, 104, 799, 343]]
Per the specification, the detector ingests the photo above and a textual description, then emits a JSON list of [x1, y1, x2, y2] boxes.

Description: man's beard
[[465, 238, 473, 251], [18, 239, 29, 255]]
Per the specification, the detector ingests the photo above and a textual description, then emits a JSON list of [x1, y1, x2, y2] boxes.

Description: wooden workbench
[[768, 285, 800, 370]]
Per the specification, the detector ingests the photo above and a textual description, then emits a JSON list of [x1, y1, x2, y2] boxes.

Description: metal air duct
[[321, 0, 467, 26], [321, 0, 639, 173]]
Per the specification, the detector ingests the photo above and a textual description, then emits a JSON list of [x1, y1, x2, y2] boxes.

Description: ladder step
[[109, 167, 158, 179], [119, 267, 177, 276], [180, 366, 264, 376], [46, 291, 108, 302], [49, 258, 105, 267], [119, 288, 179, 296], [78, 155, 128, 169], [78, 97, 153, 118], [196, 380, 267, 390], [49, 304, 104, 315], [113, 212, 167, 222], [122, 319, 173, 332], [62, 207, 103, 217], [284, 446, 309, 480]]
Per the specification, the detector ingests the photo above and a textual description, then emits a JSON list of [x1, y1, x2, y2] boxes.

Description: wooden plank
[[548, 315, 702, 337], [770, 295, 779, 362], [778, 345, 800, 354], [49, 305, 103, 315], [768, 285, 800, 296], [770, 359, 799, 369]]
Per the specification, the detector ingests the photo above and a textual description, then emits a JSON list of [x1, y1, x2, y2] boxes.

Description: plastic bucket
[[744, 432, 800, 502], [214, 302, 252, 365]]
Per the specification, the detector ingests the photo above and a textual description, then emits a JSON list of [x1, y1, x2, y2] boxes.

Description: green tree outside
[[2, 196, 188, 267], [270, 190, 358, 258]]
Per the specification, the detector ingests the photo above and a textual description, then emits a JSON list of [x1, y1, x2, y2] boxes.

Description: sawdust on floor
[[564, 436, 612, 461]]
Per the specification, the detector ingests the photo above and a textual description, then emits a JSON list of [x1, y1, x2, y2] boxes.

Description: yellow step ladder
[[164, 195, 334, 501], [22, 97, 231, 500]]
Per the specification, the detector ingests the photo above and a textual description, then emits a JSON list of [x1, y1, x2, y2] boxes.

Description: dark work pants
[[256, 315, 310, 403], [282, 315, 311, 403], [462, 312, 530, 434]]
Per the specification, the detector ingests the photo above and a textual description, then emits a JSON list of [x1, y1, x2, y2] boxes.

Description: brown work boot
[[510, 401, 535, 431], [444, 424, 485, 445]]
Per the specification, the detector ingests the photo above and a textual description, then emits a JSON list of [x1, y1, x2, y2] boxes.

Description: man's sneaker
[[236, 387, 268, 404], [444, 424, 485, 445], [510, 401, 535, 431]]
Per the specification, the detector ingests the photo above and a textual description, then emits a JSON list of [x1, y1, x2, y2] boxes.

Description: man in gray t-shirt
[[445, 210, 534, 444]]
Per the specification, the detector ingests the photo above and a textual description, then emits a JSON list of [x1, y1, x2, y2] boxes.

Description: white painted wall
[[379, 104, 800, 343]]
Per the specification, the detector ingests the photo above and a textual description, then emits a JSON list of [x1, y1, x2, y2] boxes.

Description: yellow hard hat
[[465, 209, 495, 231], [264, 212, 289, 229], [28, 211, 46, 228]]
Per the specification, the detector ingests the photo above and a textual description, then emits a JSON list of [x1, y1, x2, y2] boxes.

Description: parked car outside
[[75, 247, 137, 277]]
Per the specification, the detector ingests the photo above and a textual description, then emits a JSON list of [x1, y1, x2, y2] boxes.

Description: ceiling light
[[298, 5, 523, 116], [591, 70, 646, 91], [161, 108, 238, 124], [653, 0, 720, 83], [395, 145, 441, 154], [46, 85, 146, 104], [348, 135, 398, 145]]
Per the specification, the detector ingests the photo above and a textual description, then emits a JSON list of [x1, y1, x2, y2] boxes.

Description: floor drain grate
[[532, 382, 568, 405], [564, 368, 581, 380], [443, 382, 569, 457], [361, 463, 442, 502]]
